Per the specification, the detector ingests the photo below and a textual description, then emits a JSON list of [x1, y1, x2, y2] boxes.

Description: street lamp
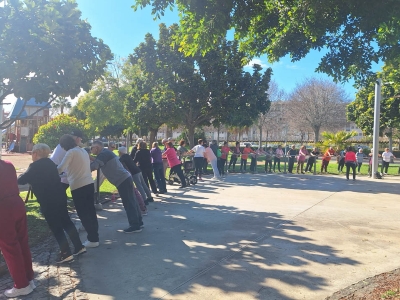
[[283, 124, 288, 174], [371, 79, 381, 178]]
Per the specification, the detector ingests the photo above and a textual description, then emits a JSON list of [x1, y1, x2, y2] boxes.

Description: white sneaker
[[4, 285, 33, 298], [83, 240, 99, 248], [30, 280, 36, 290], [211, 177, 220, 181]]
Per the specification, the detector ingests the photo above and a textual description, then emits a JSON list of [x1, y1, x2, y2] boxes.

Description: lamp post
[[371, 79, 381, 178]]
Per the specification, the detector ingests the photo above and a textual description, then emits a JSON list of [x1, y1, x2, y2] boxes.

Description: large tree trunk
[[259, 125, 262, 149], [387, 127, 393, 151], [149, 128, 158, 146], [187, 125, 195, 148], [217, 125, 220, 144], [313, 126, 320, 143]]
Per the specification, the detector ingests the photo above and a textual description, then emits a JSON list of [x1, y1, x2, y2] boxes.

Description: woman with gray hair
[[18, 143, 85, 264]]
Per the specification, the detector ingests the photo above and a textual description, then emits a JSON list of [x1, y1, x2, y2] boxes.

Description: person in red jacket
[[0, 160, 35, 298], [345, 146, 357, 181]]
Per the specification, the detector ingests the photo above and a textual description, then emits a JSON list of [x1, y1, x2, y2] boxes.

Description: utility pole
[[372, 79, 381, 178]]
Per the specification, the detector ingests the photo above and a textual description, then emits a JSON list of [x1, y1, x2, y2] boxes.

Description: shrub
[[33, 114, 85, 149]]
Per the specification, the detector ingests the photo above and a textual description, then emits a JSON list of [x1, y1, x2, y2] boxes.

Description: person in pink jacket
[[163, 142, 187, 188], [296, 145, 308, 174]]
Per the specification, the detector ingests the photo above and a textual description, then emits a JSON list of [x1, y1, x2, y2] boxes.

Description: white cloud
[[285, 64, 300, 70], [245, 58, 269, 69]]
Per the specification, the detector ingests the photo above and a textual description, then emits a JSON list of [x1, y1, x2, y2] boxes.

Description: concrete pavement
[[78, 173, 400, 300]]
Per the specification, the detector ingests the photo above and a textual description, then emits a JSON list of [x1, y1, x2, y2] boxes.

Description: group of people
[[1, 132, 396, 297]]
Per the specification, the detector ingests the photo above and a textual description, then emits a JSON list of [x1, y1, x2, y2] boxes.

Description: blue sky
[[75, 0, 358, 99], [5, 0, 364, 110]]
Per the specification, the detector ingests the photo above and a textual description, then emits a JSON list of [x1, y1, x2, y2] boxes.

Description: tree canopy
[[0, 0, 112, 113], [347, 61, 400, 136], [133, 0, 400, 83]]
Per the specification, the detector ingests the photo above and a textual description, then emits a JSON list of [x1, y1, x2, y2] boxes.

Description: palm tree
[[320, 130, 358, 150], [52, 98, 72, 114]]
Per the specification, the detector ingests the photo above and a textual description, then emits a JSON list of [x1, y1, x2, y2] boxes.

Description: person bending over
[[18, 143, 85, 264]]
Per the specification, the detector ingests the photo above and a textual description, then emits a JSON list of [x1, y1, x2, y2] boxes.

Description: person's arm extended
[[90, 155, 104, 171], [57, 150, 74, 174], [17, 164, 34, 185]]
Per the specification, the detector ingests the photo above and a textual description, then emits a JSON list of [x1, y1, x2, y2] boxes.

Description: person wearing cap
[[50, 129, 84, 190], [91, 140, 143, 233], [118, 146, 154, 204]]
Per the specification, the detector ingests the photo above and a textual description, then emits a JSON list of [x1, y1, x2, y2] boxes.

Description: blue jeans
[[153, 162, 167, 192], [117, 177, 142, 228]]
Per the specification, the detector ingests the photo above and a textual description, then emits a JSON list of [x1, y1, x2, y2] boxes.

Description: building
[[5, 98, 51, 152]]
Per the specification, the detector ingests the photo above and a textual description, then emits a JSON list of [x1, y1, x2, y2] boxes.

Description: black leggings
[[381, 161, 390, 173], [265, 160, 272, 172], [171, 164, 186, 187], [240, 158, 247, 171], [194, 157, 204, 176], [229, 155, 238, 170], [218, 158, 226, 175], [273, 157, 281, 171], [346, 162, 356, 180]]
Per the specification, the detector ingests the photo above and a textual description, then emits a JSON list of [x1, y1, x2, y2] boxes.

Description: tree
[[33, 115, 84, 149], [256, 81, 286, 146], [133, 0, 400, 83], [347, 61, 400, 150], [320, 130, 358, 151], [74, 71, 126, 138], [52, 98, 72, 115], [129, 23, 272, 146], [287, 78, 349, 143], [0, 0, 112, 129]]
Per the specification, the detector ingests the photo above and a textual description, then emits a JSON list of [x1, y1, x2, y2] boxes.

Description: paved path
[[76, 173, 400, 300]]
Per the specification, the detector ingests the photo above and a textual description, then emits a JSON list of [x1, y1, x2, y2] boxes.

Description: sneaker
[[123, 226, 142, 233], [141, 210, 148, 216], [73, 247, 87, 256], [56, 253, 74, 264], [144, 199, 149, 205], [4, 285, 33, 298], [140, 222, 144, 229], [198, 178, 204, 181], [83, 240, 100, 248], [30, 280, 36, 290], [147, 197, 154, 202]]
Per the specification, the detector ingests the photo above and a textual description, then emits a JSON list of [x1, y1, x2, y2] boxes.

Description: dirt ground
[[326, 268, 400, 300]]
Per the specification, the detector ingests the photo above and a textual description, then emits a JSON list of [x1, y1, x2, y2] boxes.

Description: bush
[[33, 115, 85, 149]]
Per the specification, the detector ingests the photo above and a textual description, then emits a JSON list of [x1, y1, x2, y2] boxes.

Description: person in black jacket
[[287, 145, 297, 174], [118, 147, 154, 204], [133, 141, 158, 194], [17, 143, 85, 264], [130, 138, 143, 159]]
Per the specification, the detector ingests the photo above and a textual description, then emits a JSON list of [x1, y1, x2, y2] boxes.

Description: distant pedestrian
[[240, 144, 255, 172], [264, 146, 273, 173], [219, 142, 230, 176], [287, 145, 296, 173], [381, 148, 396, 174], [273, 145, 284, 172], [190, 139, 206, 181], [163, 142, 187, 188], [0, 160, 34, 298], [228, 142, 241, 172], [150, 142, 167, 194], [305, 147, 319, 172], [204, 142, 220, 179], [337, 148, 346, 173], [296, 145, 308, 174], [133, 141, 158, 194], [356, 148, 364, 173], [321, 146, 335, 173], [345, 146, 357, 181]]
